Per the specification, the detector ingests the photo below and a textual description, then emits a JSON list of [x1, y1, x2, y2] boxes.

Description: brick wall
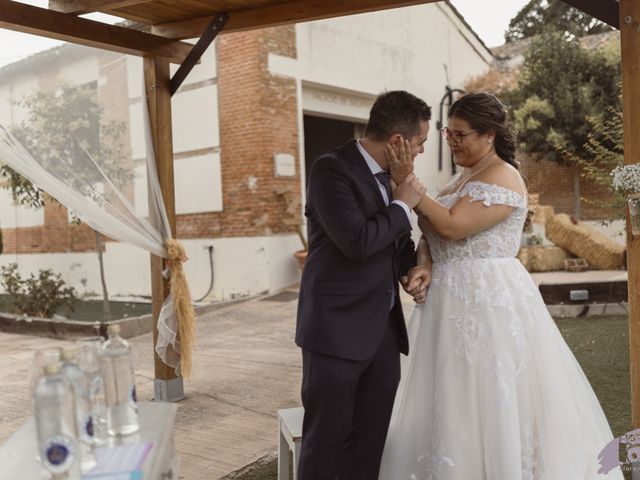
[[3, 25, 301, 253], [519, 153, 617, 220], [2, 197, 98, 255], [177, 25, 300, 239]]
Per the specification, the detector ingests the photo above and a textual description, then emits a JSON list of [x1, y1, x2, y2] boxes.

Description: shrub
[[0, 263, 77, 318]]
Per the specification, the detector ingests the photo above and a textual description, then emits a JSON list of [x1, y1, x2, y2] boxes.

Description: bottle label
[[42, 435, 75, 473], [82, 414, 94, 440], [129, 385, 137, 406]]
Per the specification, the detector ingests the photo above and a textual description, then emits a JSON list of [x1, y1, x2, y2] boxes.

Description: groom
[[296, 90, 432, 479]]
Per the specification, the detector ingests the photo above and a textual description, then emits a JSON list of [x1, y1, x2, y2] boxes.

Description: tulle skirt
[[378, 258, 623, 480]]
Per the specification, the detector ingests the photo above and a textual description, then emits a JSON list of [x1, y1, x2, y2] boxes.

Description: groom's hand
[[401, 265, 431, 304]]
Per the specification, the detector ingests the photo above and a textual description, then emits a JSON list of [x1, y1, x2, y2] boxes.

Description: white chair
[[277, 407, 304, 480]]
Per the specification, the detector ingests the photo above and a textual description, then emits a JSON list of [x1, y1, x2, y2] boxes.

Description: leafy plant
[[564, 96, 625, 222], [0, 263, 76, 318], [2, 84, 129, 209], [505, 29, 620, 163], [0, 83, 132, 321], [505, 0, 613, 43]]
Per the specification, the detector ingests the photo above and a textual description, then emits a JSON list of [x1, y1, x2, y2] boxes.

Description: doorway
[[303, 115, 366, 185]]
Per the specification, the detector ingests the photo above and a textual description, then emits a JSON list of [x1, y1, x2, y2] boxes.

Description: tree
[[505, 29, 620, 163], [566, 98, 625, 222], [1, 84, 131, 321], [505, 0, 613, 43]]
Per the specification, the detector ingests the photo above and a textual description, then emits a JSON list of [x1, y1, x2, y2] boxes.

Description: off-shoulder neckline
[[438, 180, 526, 201]]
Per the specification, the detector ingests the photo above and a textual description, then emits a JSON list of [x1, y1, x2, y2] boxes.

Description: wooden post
[[144, 55, 185, 401], [620, 0, 640, 427]]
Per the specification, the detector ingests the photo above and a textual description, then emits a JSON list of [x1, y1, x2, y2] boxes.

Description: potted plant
[[293, 224, 308, 270], [274, 186, 308, 269], [611, 164, 640, 236]]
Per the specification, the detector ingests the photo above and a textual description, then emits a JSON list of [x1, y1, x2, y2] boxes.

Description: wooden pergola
[[0, 0, 637, 418]]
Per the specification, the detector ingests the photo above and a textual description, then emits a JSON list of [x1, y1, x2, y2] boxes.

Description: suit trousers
[[298, 314, 401, 480]]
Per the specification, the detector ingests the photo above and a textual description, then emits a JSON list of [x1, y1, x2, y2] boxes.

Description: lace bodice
[[423, 181, 527, 263]]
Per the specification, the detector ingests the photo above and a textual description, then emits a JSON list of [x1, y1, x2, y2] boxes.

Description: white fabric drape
[[0, 60, 186, 376]]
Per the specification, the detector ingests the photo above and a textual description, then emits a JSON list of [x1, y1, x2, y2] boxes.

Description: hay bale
[[545, 213, 625, 270], [517, 248, 532, 271], [535, 205, 555, 225], [517, 246, 570, 272]]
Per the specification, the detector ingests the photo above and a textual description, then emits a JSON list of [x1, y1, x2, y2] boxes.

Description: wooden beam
[[48, 0, 153, 15], [562, 0, 620, 29], [152, 0, 436, 39], [0, 0, 192, 64], [619, 0, 640, 427], [144, 55, 183, 397]]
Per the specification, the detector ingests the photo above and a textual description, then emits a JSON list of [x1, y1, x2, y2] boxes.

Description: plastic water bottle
[[33, 363, 82, 479], [60, 349, 97, 472], [76, 337, 108, 445], [102, 323, 139, 436]]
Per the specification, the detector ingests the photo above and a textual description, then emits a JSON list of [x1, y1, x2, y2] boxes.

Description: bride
[[378, 92, 623, 479]]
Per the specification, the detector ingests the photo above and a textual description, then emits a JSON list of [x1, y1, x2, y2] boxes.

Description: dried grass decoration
[[166, 239, 197, 378], [545, 213, 625, 270]]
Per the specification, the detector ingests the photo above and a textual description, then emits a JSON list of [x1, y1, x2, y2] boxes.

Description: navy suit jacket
[[295, 140, 416, 361]]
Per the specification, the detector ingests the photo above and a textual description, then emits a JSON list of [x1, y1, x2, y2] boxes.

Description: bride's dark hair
[[448, 92, 519, 170]]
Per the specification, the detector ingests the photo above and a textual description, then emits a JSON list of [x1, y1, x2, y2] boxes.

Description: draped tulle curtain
[[0, 48, 194, 377]]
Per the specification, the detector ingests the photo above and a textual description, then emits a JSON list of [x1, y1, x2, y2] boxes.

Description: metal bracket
[[170, 12, 229, 96], [154, 377, 186, 402]]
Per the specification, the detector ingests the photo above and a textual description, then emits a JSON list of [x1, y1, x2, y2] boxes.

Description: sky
[[0, 1, 118, 68], [450, 0, 530, 48], [0, 0, 530, 68]]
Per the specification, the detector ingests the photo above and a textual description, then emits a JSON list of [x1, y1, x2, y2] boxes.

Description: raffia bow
[[165, 239, 196, 378]]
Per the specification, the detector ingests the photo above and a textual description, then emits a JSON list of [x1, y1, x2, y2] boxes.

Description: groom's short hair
[[365, 91, 432, 141]]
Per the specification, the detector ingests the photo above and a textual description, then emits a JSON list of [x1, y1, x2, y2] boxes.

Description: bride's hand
[[401, 265, 431, 304], [385, 138, 413, 185]]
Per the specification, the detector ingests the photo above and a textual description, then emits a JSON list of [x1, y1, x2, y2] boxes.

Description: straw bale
[[517, 245, 570, 272], [534, 205, 555, 225], [545, 213, 625, 270]]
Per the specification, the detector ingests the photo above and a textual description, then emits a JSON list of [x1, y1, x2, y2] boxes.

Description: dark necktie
[[374, 171, 392, 205], [374, 171, 396, 310]]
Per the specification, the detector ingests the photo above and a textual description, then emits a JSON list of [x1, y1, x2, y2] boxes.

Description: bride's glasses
[[441, 127, 477, 144]]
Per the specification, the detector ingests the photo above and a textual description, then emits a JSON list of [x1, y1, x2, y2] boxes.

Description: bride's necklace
[[450, 152, 500, 194]]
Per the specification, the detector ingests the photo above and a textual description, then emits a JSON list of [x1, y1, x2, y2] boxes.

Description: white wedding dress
[[378, 181, 623, 480]]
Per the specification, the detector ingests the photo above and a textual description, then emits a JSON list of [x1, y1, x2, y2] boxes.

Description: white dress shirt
[[356, 140, 412, 223]]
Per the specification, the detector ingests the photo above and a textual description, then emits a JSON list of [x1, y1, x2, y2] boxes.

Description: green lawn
[[556, 315, 631, 438], [229, 315, 631, 480]]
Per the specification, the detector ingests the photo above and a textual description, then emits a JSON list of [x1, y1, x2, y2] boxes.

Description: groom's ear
[[388, 133, 402, 147]]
